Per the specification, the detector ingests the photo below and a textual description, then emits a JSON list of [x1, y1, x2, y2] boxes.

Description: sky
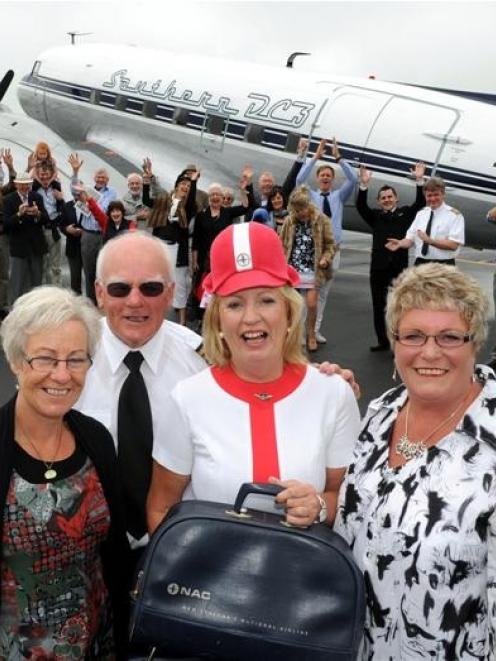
[[1, 0, 495, 113]]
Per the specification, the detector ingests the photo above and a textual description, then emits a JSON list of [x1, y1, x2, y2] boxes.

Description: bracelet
[[315, 493, 328, 524]]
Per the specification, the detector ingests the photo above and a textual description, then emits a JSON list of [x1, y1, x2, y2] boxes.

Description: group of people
[[0, 137, 359, 350], [0, 135, 494, 660]]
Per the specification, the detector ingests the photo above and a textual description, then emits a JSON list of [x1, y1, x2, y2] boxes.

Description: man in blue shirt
[[296, 138, 357, 343], [68, 153, 116, 303]]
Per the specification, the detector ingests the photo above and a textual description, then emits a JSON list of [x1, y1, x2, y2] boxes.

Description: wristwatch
[[315, 494, 328, 523]]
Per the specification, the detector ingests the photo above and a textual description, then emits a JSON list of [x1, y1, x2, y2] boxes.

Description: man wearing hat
[[3, 171, 48, 304]]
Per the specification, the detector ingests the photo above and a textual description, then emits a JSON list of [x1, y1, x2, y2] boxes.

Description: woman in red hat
[[147, 222, 360, 532]]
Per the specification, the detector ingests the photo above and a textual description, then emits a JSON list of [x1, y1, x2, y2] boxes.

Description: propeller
[[0, 70, 14, 103]]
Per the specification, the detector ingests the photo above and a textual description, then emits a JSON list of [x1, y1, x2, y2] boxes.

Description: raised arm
[[356, 166, 376, 226], [409, 162, 426, 213], [68, 152, 84, 187], [185, 172, 198, 220], [281, 137, 308, 198], [295, 138, 326, 186], [1, 148, 16, 192], [333, 139, 358, 202]]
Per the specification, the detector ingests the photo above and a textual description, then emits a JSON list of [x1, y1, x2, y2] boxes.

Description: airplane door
[[313, 84, 391, 158], [199, 112, 233, 153], [366, 96, 460, 174]]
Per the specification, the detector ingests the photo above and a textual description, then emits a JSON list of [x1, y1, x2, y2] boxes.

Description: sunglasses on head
[[106, 281, 166, 298]]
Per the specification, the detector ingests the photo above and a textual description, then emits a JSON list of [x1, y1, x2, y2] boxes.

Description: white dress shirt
[[76, 317, 206, 446], [75, 317, 206, 545], [406, 202, 465, 260]]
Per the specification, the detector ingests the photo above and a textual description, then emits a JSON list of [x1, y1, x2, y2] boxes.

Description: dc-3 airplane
[[15, 43, 496, 248]]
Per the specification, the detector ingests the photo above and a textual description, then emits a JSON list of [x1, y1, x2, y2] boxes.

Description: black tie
[[321, 193, 332, 218], [421, 210, 434, 256], [117, 351, 153, 539]]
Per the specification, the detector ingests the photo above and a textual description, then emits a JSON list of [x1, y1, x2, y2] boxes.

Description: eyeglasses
[[105, 281, 166, 298], [394, 331, 474, 348], [24, 355, 93, 373]]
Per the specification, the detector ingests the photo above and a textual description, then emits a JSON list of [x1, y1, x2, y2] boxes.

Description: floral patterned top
[[0, 446, 112, 660], [289, 221, 315, 275], [335, 365, 496, 660]]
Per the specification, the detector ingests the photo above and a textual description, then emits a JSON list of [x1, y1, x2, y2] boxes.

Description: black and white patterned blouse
[[335, 365, 496, 660], [289, 221, 315, 274]]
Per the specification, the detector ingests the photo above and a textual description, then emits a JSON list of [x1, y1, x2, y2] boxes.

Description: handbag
[[130, 483, 365, 660]]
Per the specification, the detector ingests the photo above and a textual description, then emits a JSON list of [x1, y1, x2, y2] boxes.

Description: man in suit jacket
[[357, 163, 426, 351], [3, 172, 48, 304]]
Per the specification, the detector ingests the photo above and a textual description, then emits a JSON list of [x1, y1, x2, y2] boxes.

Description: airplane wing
[[85, 124, 245, 191]]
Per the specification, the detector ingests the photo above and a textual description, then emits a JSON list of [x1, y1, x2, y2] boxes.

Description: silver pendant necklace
[[396, 392, 470, 461], [17, 420, 64, 481]]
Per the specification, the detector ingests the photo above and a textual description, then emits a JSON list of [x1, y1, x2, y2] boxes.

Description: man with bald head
[[76, 232, 205, 555], [122, 172, 149, 228]]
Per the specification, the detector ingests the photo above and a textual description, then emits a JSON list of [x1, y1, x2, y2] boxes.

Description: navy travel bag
[[130, 483, 365, 660]]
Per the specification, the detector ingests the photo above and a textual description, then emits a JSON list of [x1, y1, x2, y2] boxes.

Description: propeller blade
[[0, 70, 14, 102]]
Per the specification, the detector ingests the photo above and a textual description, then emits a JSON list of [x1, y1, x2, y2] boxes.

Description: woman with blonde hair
[[335, 263, 496, 659], [280, 185, 336, 352], [148, 221, 360, 533]]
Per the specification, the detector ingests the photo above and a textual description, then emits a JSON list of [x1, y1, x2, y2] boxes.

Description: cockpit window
[[31, 60, 41, 76]]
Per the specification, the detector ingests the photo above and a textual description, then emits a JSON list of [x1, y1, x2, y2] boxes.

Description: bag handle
[[233, 482, 283, 514]]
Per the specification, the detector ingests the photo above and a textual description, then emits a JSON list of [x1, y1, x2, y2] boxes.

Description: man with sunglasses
[[75, 232, 206, 561]]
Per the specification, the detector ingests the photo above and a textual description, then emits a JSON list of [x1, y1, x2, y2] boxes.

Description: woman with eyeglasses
[[0, 286, 130, 660], [335, 263, 496, 659]]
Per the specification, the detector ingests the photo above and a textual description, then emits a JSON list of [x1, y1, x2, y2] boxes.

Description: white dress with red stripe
[[152, 363, 360, 506]]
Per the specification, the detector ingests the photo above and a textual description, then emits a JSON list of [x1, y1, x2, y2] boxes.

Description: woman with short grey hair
[[0, 286, 130, 659], [1, 284, 101, 365]]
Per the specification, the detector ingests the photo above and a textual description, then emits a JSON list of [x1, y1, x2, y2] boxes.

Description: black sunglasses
[[106, 281, 166, 298]]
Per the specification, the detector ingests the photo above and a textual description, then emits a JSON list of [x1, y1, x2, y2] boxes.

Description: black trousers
[[370, 267, 404, 346]]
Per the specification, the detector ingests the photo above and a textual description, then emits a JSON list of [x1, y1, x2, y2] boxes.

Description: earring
[[286, 327, 291, 334], [219, 332, 224, 340], [392, 365, 398, 382]]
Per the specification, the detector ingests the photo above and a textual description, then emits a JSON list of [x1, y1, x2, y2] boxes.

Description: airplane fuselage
[[18, 44, 496, 248]]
